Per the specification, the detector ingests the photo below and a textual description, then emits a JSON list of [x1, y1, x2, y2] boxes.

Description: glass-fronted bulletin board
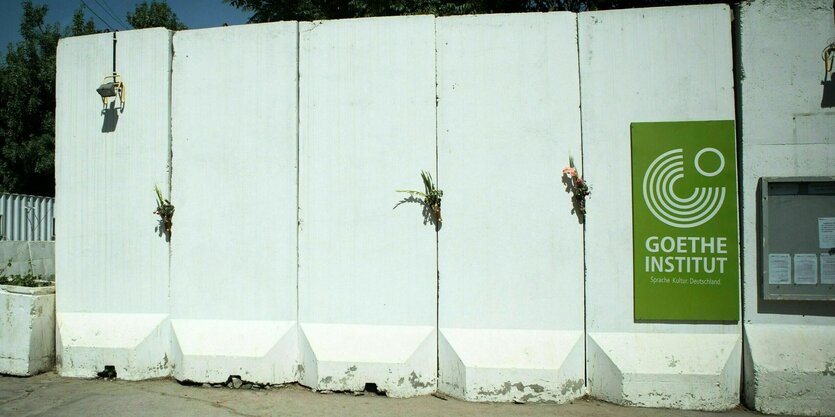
[[761, 177, 835, 300]]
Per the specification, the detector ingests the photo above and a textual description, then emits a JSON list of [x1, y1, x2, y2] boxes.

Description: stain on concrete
[[408, 371, 431, 389], [477, 381, 549, 397], [560, 379, 584, 395], [823, 361, 835, 376], [527, 383, 545, 393], [667, 355, 679, 368], [397, 377, 405, 386], [320, 376, 333, 384], [296, 363, 304, 377]]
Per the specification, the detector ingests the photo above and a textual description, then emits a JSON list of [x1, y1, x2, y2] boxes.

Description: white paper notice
[[820, 218, 835, 249], [793, 254, 818, 285], [821, 254, 835, 284], [768, 254, 791, 284]]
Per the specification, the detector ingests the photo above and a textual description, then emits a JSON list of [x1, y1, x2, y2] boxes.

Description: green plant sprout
[[398, 170, 443, 224], [154, 185, 175, 235], [0, 257, 49, 287]]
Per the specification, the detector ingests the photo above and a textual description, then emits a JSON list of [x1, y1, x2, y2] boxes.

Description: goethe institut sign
[[631, 121, 739, 322]]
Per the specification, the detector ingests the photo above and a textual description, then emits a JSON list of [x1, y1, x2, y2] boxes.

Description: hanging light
[[97, 32, 125, 110]]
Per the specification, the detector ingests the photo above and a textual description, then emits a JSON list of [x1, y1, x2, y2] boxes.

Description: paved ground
[[1, 372, 774, 417]]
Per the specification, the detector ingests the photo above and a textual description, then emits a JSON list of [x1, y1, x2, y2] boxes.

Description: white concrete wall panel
[[298, 16, 437, 397], [435, 13, 585, 403], [55, 29, 173, 379], [579, 6, 740, 410], [169, 23, 299, 384], [737, 1, 835, 414]]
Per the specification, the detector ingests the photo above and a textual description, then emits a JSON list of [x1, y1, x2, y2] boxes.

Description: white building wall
[[579, 6, 740, 410], [297, 16, 438, 397], [169, 23, 300, 384], [55, 29, 173, 380], [737, 1, 835, 414], [436, 12, 585, 403]]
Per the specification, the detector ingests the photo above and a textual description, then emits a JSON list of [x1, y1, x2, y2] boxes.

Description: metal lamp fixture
[[97, 32, 125, 110]]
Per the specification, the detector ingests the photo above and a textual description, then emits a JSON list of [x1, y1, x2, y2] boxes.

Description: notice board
[[631, 120, 740, 322], [760, 177, 835, 301]]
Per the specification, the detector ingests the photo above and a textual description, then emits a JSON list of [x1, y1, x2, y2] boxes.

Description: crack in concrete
[[134, 386, 261, 417]]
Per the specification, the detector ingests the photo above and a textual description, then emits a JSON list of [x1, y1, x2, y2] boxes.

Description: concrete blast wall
[[55, 28, 172, 380], [55, 4, 827, 410], [436, 13, 585, 403], [579, 6, 740, 410], [737, 0, 835, 415], [297, 16, 438, 397], [170, 22, 300, 384]]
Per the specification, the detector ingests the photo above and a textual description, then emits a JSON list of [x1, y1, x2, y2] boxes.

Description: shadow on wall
[[561, 172, 585, 225], [822, 79, 834, 108], [101, 101, 119, 133], [393, 195, 441, 232]]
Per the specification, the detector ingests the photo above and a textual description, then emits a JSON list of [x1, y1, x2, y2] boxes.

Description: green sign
[[631, 121, 739, 322]]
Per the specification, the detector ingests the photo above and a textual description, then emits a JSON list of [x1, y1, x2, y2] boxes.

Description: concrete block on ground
[[0, 286, 55, 376], [55, 29, 173, 378], [743, 324, 835, 415], [298, 15, 437, 396], [587, 332, 740, 410], [170, 320, 297, 384], [298, 323, 435, 397], [435, 12, 585, 403], [439, 329, 585, 402], [56, 313, 169, 380], [169, 23, 299, 384]]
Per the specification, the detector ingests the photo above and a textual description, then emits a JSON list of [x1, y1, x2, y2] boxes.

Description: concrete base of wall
[[298, 323, 436, 397], [743, 324, 835, 416], [438, 329, 585, 403], [0, 285, 55, 376], [169, 319, 297, 384], [587, 332, 740, 410], [56, 313, 169, 380]]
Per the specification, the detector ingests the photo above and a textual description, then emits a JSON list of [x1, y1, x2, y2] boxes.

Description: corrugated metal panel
[[0, 193, 55, 241]]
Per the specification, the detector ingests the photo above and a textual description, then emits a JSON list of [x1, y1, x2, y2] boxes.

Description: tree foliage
[[0, 1, 96, 196], [127, 1, 188, 30], [225, 0, 732, 22]]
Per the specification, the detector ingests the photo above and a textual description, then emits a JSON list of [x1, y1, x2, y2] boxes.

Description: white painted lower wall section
[[579, 6, 740, 410], [435, 13, 585, 403], [55, 29, 173, 380], [55, 313, 169, 379], [587, 332, 740, 409], [743, 324, 835, 415], [297, 16, 438, 397]]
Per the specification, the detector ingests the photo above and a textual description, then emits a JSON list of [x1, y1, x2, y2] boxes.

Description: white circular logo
[[642, 148, 726, 228]]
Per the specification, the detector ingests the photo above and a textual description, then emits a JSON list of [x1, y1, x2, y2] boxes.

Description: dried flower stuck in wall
[[563, 156, 591, 222]]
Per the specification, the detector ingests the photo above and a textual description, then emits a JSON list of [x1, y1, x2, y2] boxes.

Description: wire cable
[[79, 0, 114, 31], [93, 0, 129, 30]]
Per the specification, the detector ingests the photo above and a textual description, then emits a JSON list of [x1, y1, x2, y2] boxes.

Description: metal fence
[[0, 193, 55, 241]]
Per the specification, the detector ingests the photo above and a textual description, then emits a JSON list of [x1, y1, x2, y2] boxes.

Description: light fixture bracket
[[98, 73, 125, 110]]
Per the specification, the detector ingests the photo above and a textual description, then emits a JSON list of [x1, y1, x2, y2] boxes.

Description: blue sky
[[1, 0, 252, 52]]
